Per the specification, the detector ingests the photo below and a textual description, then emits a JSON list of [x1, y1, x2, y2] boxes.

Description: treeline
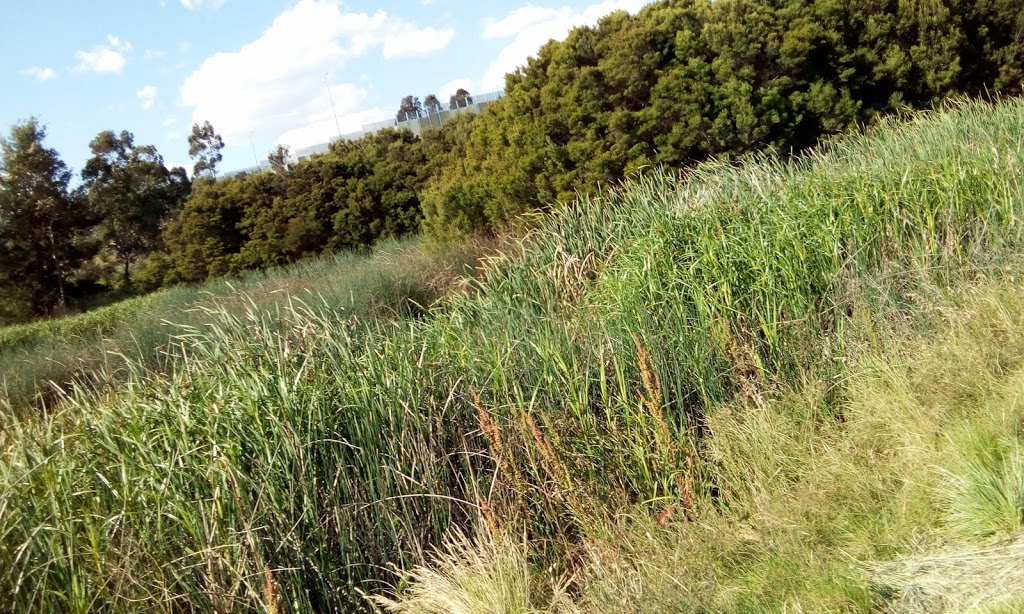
[[0, 122, 192, 324], [2, 0, 1022, 323], [423, 0, 1024, 237], [150, 114, 476, 284]]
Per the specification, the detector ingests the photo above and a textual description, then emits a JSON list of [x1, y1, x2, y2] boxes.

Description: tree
[[188, 120, 224, 178], [449, 88, 473, 108], [82, 130, 187, 287], [422, 0, 1024, 242], [0, 118, 90, 320], [423, 94, 442, 114], [396, 95, 423, 122], [267, 144, 291, 173], [163, 177, 250, 282]]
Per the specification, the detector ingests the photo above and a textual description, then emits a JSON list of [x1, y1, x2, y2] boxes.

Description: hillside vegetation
[[3, 0, 1022, 324], [0, 236, 487, 414], [3, 97, 1024, 612]]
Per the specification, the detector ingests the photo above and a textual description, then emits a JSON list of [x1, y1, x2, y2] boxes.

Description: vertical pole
[[249, 131, 261, 171], [326, 72, 342, 139]]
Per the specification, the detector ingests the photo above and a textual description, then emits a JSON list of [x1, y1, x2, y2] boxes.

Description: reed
[[4, 98, 1024, 611]]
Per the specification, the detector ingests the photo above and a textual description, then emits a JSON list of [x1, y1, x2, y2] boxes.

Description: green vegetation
[[160, 123, 474, 283], [0, 118, 93, 321], [0, 235, 488, 415], [4, 96, 1024, 611], [82, 130, 191, 288], [422, 0, 1024, 237], [379, 275, 1024, 612], [5, 0, 1023, 325]]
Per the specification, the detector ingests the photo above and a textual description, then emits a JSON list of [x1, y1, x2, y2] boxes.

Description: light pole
[[249, 131, 262, 171], [326, 72, 342, 139]]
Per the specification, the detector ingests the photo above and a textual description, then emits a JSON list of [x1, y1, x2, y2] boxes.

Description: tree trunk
[[48, 225, 66, 310]]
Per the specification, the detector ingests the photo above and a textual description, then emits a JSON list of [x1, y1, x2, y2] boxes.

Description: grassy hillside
[[0, 236, 486, 414], [379, 275, 1024, 613], [3, 97, 1024, 612]]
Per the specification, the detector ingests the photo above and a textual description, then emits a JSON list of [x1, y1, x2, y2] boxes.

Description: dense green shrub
[[422, 0, 1024, 236], [162, 121, 477, 283]]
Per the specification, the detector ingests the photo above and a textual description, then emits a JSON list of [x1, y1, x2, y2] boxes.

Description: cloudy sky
[[2, 0, 651, 175]]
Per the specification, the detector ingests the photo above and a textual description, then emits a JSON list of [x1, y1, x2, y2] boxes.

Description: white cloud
[[180, 0, 227, 10], [75, 35, 132, 74], [137, 85, 158, 109], [20, 66, 57, 82], [479, 0, 650, 90], [180, 0, 454, 148], [276, 100, 388, 150], [482, 6, 560, 39], [143, 49, 166, 60], [162, 117, 178, 127], [381, 23, 454, 59], [107, 35, 132, 50]]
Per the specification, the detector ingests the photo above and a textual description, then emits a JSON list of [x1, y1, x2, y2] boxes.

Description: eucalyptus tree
[[0, 118, 89, 320], [82, 130, 189, 287], [188, 120, 224, 178]]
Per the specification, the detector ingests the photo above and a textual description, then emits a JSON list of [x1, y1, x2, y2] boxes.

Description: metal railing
[[290, 91, 506, 162], [394, 90, 504, 123]]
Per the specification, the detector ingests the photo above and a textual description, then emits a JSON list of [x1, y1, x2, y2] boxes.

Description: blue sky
[[2, 0, 651, 176]]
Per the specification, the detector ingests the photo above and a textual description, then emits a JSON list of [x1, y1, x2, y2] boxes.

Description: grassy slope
[[381, 276, 1024, 613], [0, 236, 486, 414], [3, 98, 1024, 612]]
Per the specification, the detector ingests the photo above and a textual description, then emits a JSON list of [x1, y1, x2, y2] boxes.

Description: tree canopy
[[161, 125, 465, 282], [82, 130, 190, 287], [421, 0, 1024, 236], [396, 96, 423, 122], [188, 121, 225, 178], [449, 88, 473, 108], [0, 119, 90, 321], [424, 94, 442, 114]]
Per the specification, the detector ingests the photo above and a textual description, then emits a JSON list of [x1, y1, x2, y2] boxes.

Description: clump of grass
[[370, 530, 574, 614], [867, 537, 1024, 614]]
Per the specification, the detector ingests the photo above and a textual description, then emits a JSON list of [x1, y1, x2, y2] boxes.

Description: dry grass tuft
[[370, 530, 575, 614], [263, 564, 278, 614], [866, 536, 1024, 614]]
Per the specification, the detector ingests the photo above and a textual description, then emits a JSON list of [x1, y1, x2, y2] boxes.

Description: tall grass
[[3, 97, 1024, 611], [562, 272, 1024, 613], [0, 235, 485, 414]]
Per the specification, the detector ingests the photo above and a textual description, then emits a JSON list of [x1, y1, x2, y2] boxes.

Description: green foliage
[[82, 129, 190, 287], [424, 94, 442, 114], [449, 88, 472, 108], [267, 144, 291, 173], [0, 118, 92, 322], [162, 175, 254, 282], [163, 125, 470, 283], [397, 95, 424, 121], [5, 98, 1024, 612], [423, 0, 1024, 237], [188, 120, 224, 178]]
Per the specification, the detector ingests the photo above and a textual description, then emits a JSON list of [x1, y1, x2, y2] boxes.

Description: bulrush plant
[[0, 234, 486, 415], [4, 98, 1024, 611]]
